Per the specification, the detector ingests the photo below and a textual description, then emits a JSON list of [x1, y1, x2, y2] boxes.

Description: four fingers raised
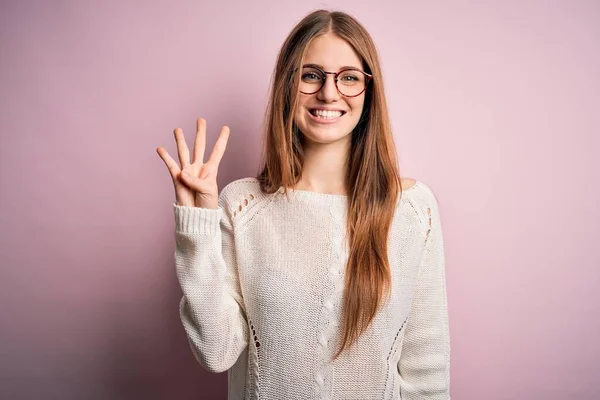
[[157, 119, 230, 182]]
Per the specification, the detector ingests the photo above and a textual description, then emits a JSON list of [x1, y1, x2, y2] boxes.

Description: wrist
[[195, 192, 219, 209]]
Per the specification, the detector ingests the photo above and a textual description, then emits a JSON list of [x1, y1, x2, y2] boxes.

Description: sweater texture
[[173, 177, 451, 399]]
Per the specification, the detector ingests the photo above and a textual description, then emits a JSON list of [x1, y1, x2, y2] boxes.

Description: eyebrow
[[302, 63, 363, 71]]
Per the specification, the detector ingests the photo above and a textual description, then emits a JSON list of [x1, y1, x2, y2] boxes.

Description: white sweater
[[173, 177, 450, 400]]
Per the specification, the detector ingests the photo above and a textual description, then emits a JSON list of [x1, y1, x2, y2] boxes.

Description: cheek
[[294, 107, 306, 127], [294, 98, 309, 120], [349, 92, 365, 108], [349, 98, 365, 116]]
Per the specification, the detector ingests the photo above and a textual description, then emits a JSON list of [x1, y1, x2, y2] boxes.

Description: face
[[294, 32, 367, 146]]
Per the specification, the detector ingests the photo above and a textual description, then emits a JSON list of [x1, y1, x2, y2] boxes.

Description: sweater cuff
[[173, 203, 222, 234]]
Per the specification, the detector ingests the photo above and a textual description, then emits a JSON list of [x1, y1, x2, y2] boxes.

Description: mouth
[[308, 108, 347, 123]]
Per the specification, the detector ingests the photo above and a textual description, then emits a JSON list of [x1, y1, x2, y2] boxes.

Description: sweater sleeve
[[173, 190, 249, 373], [398, 190, 451, 399]]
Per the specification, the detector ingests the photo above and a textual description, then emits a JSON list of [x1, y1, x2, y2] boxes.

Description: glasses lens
[[337, 69, 366, 96], [299, 67, 325, 94]]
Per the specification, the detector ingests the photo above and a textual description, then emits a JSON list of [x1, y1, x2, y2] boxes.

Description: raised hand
[[156, 118, 230, 209]]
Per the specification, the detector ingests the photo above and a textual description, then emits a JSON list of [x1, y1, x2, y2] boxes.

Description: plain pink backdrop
[[1, 0, 599, 399]]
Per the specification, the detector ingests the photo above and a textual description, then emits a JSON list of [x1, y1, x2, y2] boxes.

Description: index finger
[[206, 125, 230, 166]]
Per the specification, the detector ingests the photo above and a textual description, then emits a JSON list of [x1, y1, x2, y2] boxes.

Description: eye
[[301, 72, 323, 82], [339, 72, 360, 82]]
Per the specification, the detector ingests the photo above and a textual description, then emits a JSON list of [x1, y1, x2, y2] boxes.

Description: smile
[[307, 108, 346, 124]]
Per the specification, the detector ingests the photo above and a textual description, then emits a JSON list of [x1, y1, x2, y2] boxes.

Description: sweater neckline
[[277, 181, 420, 204]]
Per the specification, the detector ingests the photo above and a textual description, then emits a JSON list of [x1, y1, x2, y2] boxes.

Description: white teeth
[[312, 109, 343, 119]]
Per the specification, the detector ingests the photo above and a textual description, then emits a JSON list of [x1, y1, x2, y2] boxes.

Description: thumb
[[180, 171, 202, 191]]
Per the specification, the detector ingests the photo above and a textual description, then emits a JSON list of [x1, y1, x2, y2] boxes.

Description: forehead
[[303, 32, 362, 70]]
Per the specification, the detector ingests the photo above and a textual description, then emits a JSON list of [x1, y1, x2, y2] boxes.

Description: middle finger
[[192, 118, 206, 164]]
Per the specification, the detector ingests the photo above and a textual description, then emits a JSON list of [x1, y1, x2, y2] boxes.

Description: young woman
[[157, 9, 450, 400]]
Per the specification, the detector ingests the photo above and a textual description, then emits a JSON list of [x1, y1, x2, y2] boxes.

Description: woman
[[157, 9, 450, 400]]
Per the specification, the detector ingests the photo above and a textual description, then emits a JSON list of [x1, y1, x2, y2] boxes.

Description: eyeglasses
[[295, 65, 373, 97]]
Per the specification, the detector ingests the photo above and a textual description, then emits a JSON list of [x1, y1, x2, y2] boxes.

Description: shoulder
[[219, 177, 261, 198], [399, 177, 442, 226], [401, 177, 417, 190], [218, 177, 275, 223], [217, 177, 263, 208], [400, 177, 438, 205]]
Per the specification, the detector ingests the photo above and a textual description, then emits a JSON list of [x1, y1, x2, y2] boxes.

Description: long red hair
[[256, 9, 404, 361]]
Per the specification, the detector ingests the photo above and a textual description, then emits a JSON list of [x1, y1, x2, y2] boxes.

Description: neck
[[294, 136, 350, 195]]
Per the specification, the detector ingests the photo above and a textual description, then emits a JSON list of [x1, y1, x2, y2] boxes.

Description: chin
[[297, 115, 358, 145], [299, 125, 353, 144]]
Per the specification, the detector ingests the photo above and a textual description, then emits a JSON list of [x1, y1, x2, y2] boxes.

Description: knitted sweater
[[173, 177, 451, 400]]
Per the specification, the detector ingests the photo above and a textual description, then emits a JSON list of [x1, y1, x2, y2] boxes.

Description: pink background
[[1, 0, 599, 399]]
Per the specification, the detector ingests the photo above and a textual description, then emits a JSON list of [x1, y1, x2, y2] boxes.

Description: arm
[[398, 191, 451, 399], [173, 189, 249, 373]]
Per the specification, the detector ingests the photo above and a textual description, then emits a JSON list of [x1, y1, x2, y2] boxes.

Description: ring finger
[[174, 128, 191, 168]]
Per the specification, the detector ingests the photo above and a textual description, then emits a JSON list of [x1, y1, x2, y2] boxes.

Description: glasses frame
[[295, 65, 373, 98]]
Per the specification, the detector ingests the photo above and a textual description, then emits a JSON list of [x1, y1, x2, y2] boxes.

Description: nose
[[316, 74, 340, 103]]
